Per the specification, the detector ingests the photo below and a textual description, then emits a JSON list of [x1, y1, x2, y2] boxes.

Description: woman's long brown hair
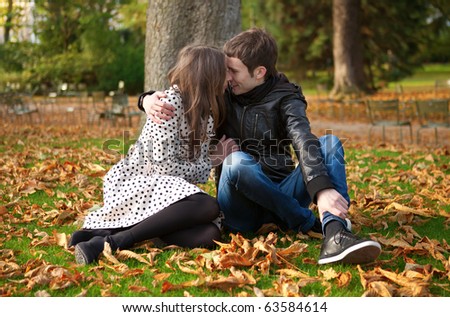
[[167, 45, 226, 159]]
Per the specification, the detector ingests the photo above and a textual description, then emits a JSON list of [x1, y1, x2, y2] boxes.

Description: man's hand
[[210, 135, 239, 167], [316, 188, 349, 221], [143, 91, 175, 124]]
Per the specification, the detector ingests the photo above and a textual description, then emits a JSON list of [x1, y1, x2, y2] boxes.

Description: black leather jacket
[[217, 74, 334, 201], [137, 74, 334, 202]]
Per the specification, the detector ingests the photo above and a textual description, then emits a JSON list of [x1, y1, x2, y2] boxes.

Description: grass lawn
[[297, 63, 450, 96], [387, 64, 450, 90], [0, 122, 448, 298]]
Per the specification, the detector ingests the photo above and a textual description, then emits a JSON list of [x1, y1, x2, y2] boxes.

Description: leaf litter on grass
[[0, 121, 449, 297]]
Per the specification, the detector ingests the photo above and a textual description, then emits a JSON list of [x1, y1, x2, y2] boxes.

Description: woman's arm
[[146, 90, 212, 184]]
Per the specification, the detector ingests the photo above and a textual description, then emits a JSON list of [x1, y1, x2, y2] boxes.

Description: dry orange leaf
[[219, 252, 254, 268]]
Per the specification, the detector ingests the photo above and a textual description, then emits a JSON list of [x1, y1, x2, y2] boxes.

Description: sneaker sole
[[318, 240, 381, 265], [74, 245, 89, 265]]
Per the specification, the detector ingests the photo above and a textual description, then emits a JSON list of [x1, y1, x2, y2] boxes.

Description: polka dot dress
[[82, 86, 216, 229]]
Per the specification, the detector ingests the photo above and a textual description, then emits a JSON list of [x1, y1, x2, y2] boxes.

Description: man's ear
[[254, 66, 267, 80]]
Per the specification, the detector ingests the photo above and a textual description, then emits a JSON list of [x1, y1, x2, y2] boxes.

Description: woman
[[70, 44, 232, 265]]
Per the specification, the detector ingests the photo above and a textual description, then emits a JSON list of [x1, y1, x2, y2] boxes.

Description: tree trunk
[[138, 0, 241, 130], [4, 0, 13, 43], [144, 0, 241, 92], [330, 0, 366, 98]]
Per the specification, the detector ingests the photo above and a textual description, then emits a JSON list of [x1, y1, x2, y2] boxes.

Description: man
[[139, 28, 381, 265]]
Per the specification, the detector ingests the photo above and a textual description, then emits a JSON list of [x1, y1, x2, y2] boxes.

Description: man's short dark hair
[[224, 28, 278, 79]]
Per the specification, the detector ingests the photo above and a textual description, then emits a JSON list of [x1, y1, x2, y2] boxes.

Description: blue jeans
[[217, 134, 350, 233]]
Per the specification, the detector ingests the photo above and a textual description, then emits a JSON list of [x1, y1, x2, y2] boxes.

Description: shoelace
[[333, 229, 356, 245]]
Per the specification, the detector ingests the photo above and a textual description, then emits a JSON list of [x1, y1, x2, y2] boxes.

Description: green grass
[[405, 64, 450, 82], [293, 63, 450, 95], [0, 130, 449, 297], [386, 64, 450, 89]]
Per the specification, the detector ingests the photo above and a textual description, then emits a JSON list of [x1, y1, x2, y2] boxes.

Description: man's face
[[226, 56, 262, 95]]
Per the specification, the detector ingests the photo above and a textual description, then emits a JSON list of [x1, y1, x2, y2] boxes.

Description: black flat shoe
[[74, 236, 106, 265], [69, 229, 111, 247]]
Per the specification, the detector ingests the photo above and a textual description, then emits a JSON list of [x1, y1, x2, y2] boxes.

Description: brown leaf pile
[[0, 116, 449, 297]]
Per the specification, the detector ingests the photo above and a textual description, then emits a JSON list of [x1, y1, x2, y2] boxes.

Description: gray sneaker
[[318, 229, 381, 265], [345, 218, 352, 231]]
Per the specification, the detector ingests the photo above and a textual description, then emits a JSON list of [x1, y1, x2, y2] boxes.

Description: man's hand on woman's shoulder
[[143, 91, 176, 124]]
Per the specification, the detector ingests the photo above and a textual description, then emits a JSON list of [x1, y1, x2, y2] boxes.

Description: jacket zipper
[[253, 113, 259, 137], [240, 105, 248, 137]]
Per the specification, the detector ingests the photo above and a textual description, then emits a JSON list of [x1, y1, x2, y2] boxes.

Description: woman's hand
[[143, 91, 175, 124]]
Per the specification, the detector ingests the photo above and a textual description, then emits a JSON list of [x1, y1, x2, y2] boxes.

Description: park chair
[[100, 92, 141, 127], [87, 91, 108, 125], [3, 92, 41, 124], [366, 99, 413, 143], [415, 99, 449, 145]]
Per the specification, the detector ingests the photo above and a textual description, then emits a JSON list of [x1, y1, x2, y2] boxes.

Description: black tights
[[110, 193, 222, 249]]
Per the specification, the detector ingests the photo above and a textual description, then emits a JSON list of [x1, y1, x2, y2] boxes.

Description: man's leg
[[277, 134, 350, 233], [318, 134, 351, 230], [217, 151, 316, 233], [316, 135, 381, 264]]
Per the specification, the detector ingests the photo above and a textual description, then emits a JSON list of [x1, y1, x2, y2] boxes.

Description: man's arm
[[137, 91, 175, 124], [281, 97, 332, 195], [280, 96, 349, 220]]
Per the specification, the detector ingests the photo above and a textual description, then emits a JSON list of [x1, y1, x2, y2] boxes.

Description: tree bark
[[144, 0, 241, 92], [4, 0, 13, 43], [330, 0, 366, 98]]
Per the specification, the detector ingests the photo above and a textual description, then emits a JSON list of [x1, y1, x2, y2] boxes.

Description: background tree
[[33, 0, 146, 93], [0, 0, 34, 90], [241, 0, 332, 82], [242, 0, 448, 97], [331, 0, 366, 97], [361, 0, 448, 90], [418, 0, 449, 63], [0, 0, 146, 94], [3, 0, 13, 43], [0, 0, 448, 97], [144, 0, 241, 91]]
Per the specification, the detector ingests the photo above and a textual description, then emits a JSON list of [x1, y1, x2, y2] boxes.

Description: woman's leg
[[75, 193, 220, 264], [160, 223, 221, 248], [120, 193, 219, 244], [69, 229, 113, 247]]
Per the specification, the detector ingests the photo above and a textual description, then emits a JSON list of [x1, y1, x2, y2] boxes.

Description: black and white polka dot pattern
[[83, 86, 217, 229]]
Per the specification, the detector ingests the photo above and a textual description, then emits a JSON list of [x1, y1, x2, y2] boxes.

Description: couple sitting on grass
[[70, 28, 381, 266]]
